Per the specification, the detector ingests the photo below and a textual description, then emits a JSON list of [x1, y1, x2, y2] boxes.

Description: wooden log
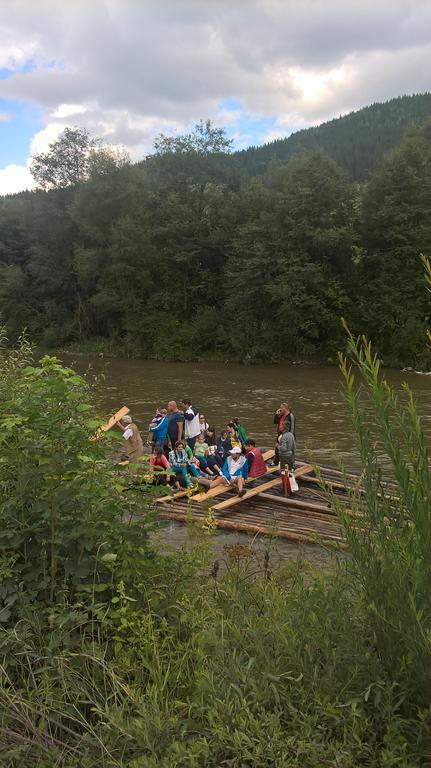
[[154, 479, 205, 505], [157, 510, 344, 545], [211, 464, 314, 512]]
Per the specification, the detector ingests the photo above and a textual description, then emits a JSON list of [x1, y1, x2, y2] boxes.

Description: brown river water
[[61, 355, 431, 567]]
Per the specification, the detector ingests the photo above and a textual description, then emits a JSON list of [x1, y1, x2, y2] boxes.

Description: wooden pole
[[157, 510, 344, 545]]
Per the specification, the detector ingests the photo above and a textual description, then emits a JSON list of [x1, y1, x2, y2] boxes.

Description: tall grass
[[328, 325, 431, 709]]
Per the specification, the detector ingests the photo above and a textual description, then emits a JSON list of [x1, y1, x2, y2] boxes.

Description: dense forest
[[0, 94, 430, 367], [236, 92, 431, 180]]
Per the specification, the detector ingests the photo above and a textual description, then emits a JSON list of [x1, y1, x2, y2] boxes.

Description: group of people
[[116, 399, 296, 497]]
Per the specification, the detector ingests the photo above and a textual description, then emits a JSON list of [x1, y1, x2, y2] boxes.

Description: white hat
[[229, 446, 242, 455]]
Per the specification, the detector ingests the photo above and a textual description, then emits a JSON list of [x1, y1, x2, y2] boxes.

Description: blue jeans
[[172, 463, 200, 487]]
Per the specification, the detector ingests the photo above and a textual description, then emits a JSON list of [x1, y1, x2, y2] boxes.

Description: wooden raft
[[155, 461, 350, 546]]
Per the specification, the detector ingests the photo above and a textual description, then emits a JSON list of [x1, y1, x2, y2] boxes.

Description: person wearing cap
[[209, 446, 248, 497], [116, 414, 144, 462]]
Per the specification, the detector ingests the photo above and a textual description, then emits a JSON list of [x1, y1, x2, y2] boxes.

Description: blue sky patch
[[0, 98, 44, 166]]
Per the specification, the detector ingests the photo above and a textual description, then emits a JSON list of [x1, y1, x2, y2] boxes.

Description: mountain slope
[[235, 93, 431, 181]]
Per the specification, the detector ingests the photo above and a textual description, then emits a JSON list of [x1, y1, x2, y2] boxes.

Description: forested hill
[[235, 93, 431, 181], [0, 115, 430, 369]]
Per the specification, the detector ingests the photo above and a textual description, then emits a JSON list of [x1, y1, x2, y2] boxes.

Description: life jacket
[[247, 447, 267, 478]]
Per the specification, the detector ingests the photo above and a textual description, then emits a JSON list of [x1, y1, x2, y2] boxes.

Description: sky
[[0, 0, 430, 195]]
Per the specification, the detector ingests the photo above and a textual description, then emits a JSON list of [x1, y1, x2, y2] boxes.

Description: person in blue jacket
[[149, 410, 169, 449], [209, 446, 248, 497]]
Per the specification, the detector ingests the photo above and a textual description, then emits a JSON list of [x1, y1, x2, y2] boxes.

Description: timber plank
[[100, 406, 130, 433], [211, 464, 314, 512], [192, 452, 276, 503]]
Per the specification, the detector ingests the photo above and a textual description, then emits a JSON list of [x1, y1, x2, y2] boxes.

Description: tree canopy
[[1, 106, 431, 368], [30, 126, 129, 189]]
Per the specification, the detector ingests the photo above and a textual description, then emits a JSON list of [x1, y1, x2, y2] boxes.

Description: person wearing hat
[[209, 445, 248, 497], [116, 414, 144, 462]]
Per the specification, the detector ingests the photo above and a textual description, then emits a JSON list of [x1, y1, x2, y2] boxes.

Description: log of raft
[[157, 509, 344, 545]]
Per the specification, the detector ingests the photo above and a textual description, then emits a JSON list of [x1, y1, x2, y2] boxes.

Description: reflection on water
[[60, 354, 431, 563]]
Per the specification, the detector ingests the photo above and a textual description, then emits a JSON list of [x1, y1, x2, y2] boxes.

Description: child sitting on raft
[[216, 429, 232, 466], [194, 433, 222, 476]]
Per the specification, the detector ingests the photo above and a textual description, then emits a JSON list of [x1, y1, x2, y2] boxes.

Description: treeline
[[0, 117, 430, 367], [236, 92, 431, 181]]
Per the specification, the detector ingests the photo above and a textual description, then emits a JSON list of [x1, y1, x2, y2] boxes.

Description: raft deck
[[155, 461, 357, 546]]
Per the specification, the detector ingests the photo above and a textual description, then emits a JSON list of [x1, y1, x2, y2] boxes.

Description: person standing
[[181, 399, 201, 450], [167, 401, 184, 449], [116, 414, 144, 462], [277, 424, 296, 496], [274, 403, 296, 437], [273, 403, 295, 465], [149, 408, 169, 449]]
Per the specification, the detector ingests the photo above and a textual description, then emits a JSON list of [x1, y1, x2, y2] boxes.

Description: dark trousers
[[187, 436, 197, 450]]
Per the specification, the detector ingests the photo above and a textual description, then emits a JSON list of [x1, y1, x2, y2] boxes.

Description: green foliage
[[0, 333, 429, 765], [1, 104, 431, 367], [236, 92, 431, 181], [154, 119, 233, 155], [0, 332, 158, 621], [332, 330, 431, 705], [30, 126, 129, 190]]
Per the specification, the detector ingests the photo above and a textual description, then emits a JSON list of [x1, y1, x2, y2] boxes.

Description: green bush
[[0, 330, 429, 766]]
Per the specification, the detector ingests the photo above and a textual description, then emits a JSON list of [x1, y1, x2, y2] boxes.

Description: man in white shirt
[[181, 399, 201, 450]]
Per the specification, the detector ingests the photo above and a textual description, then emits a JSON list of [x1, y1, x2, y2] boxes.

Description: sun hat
[[229, 446, 242, 455]]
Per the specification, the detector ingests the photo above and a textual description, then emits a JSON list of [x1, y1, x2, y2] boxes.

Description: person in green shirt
[[194, 433, 222, 476]]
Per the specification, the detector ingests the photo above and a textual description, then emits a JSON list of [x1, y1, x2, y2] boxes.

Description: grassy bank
[[0, 329, 429, 766]]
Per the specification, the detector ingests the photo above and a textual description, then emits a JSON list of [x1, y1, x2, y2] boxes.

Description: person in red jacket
[[245, 439, 267, 478]]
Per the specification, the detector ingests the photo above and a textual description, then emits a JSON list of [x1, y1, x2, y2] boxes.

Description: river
[[62, 355, 431, 566]]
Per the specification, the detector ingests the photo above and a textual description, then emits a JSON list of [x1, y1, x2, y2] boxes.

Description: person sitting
[[149, 445, 174, 486], [149, 408, 169, 449], [210, 446, 248, 497], [199, 414, 209, 434], [216, 429, 232, 466], [194, 433, 222, 476], [205, 426, 217, 449], [245, 439, 268, 479], [116, 414, 144, 462], [169, 440, 200, 488], [227, 421, 243, 450], [232, 417, 248, 445]]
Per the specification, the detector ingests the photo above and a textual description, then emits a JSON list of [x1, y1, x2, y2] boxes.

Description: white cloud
[[51, 103, 87, 119], [0, 163, 34, 196], [30, 123, 63, 155]]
